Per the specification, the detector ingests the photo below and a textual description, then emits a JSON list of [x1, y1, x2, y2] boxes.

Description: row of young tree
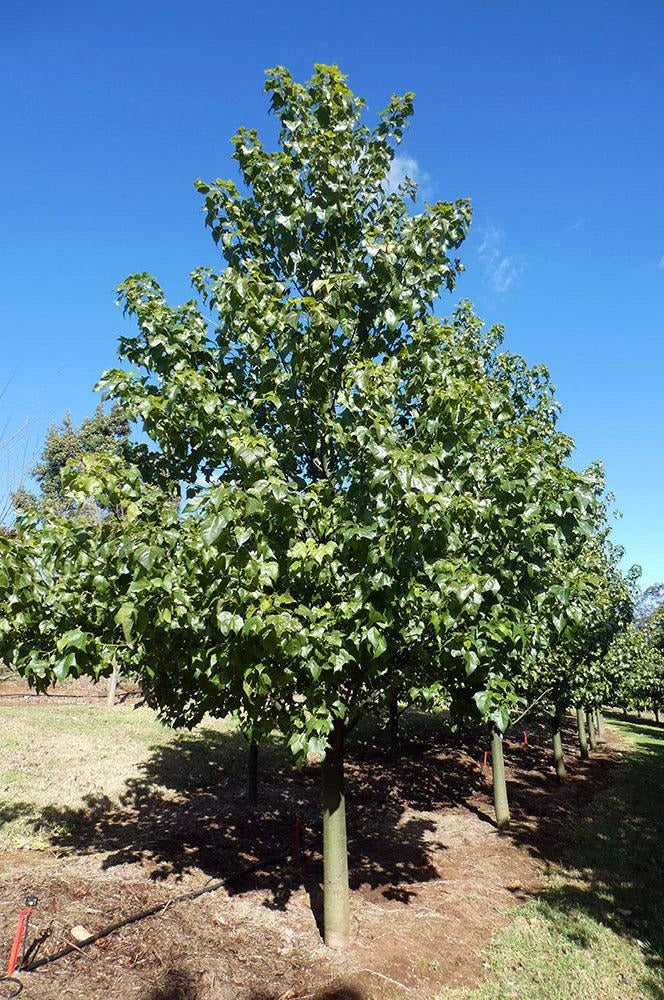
[[0, 65, 660, 949]]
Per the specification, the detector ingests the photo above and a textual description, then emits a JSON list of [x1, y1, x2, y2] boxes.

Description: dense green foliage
[[604, 624, 664, 716]]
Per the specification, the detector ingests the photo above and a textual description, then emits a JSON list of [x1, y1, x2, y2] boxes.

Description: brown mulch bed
[[0, 703, 624, 1000]]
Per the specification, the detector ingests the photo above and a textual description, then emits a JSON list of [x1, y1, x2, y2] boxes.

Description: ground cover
[[440, 713, 664, 1000], [0, 686, 661, 999]]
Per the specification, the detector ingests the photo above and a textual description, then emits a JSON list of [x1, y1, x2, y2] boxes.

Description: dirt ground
[[0, 681, 624, 1000], [0, 676, 140, 707]]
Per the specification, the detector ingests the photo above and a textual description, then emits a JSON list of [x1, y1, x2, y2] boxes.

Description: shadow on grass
[[642, 979, 664, 1000], [27, 707, 664, 992], [0, 802, 34, 828], [508, 712, 664, 987], [34, 714, 494, 925]]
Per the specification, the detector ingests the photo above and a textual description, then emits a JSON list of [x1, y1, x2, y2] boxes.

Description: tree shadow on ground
[[29, 708, 664, 989], [250, 985, 366, 1000], [144, 968, 199, 1000], [642, 978, 664, 1000], [144, 981, 367, 1000], [0, 802, 33, 828], [34, 713, 494, 925]]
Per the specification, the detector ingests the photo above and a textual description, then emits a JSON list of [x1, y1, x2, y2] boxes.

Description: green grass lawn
[[439, 714, 664, 1000]]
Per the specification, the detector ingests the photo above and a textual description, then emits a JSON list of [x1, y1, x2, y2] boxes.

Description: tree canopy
[[0, 64, 645, 949]]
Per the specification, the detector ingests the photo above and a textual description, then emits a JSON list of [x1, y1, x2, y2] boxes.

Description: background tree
[[11, 403, 128, 518], [9, 403, 130, 703], [635, 583, 664, 626]]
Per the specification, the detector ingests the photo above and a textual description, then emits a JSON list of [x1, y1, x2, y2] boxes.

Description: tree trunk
[[106, 666, 119, 707], [322, 719, 349, 948], [596, 709, 604, 738], [551, 711, 566, 781], [622, 707, 628, 718], [576, 706, 589, 759], [654, 707, 660, 724], [248, 739, 258, 805], [587, 709, 597, 751], [388, 692, 399, 758], [491, 726, 510, 829]]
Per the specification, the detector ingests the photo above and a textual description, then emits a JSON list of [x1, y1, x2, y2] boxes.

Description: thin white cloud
[[386, 155, 420, 194], [478, 225, 526, 293], [567, 217, 586, 232], [658, 254, 664, 271]]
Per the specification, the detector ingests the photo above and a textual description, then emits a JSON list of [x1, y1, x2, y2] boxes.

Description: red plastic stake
[[524, 732, 529, 747], [6, 900, 35, 976], [480, 750, 489, 771]]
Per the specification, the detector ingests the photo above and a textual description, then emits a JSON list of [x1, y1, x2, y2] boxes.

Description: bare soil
[[0, 676, 140, 707], [0, 685, 624, 1000]]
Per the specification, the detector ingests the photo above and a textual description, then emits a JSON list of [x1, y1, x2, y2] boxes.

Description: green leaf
[[217, 608, 244, 635], [114, 604, 135, 642], [366, 626, 387, 659]]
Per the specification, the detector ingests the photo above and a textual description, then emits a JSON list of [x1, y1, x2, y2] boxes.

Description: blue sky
[[1, 1, 662, 584]]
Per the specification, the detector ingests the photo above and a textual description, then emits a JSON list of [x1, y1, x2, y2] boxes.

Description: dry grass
[[0, 703, 235, 849]]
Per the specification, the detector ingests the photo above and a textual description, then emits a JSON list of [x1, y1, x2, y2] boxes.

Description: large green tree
[[95, 64, 474, 947], [0, 64, 621, 946]]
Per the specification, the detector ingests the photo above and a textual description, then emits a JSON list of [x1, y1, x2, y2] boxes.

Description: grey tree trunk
[[551, 711, 566, 780], [248, 739, 258, 805], [654, 707, 660, 724], [322, 719, 350, 948], [491, 727, 510, 829], [587, 709, 597, 751], [106, 666, 119, 707], [576, 706, 589, 759]]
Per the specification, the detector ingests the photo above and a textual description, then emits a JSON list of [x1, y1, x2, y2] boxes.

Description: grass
[[0, 702, 237, 849], [438, 713, 664, 1000]]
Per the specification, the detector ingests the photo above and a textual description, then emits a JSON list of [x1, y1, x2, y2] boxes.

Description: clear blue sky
[[1, 1, 662, 584]]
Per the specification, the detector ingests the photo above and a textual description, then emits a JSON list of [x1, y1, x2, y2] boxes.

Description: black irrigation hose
[[12, 848, 293, 979]]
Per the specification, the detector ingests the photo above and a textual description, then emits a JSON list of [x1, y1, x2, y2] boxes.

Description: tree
[[11, 403, 128, 518], [606, 624, 664, 719], [0, 381, 32, 679], [647, 601, 664, 658], [495, 490, 636, 782], [635, 583, 664, 626], [7, 405, 131, 703], [0, 65, 623, 945], [93, 64, 474, 946]]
